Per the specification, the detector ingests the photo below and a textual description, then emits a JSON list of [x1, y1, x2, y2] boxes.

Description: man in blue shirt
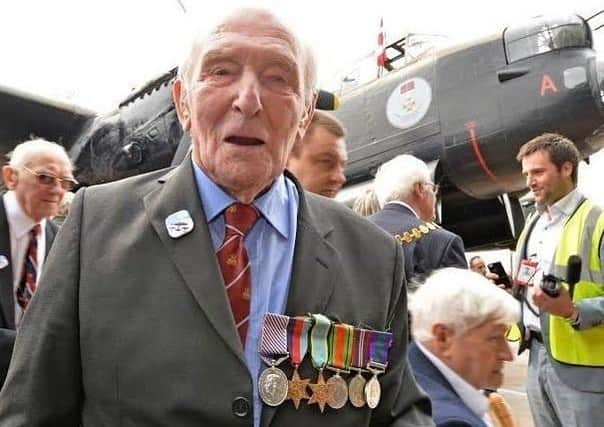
[[0, 8, 432, 426]]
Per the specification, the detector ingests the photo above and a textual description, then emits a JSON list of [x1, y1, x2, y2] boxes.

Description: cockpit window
[[504, 15, 591, 63]]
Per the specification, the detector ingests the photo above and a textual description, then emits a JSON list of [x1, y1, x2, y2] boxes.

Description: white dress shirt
[[416, 341, 494, 427], [3, 191, 47, 326], [522, 189, 583, 331]]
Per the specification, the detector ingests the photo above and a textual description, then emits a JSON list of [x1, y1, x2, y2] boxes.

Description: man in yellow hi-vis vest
[[513, 133, 604, 427]]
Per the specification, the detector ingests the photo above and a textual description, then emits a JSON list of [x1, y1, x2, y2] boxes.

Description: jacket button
[[232, 396, 251, 418]]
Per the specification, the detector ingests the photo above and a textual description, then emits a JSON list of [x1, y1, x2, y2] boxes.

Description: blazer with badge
[[0, 155, 433, 426], [369, 203, 467, 283], [0, 196, 58, 389], [408, 342, 487, 427], [0, 196, 58, 330]]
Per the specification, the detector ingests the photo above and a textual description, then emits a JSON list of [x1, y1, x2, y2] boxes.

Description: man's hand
[[532, 286, 575, 318]]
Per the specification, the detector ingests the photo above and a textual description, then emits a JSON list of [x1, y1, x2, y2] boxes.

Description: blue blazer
[[408, 342, 488, 427], [369, 203, 467, 284]]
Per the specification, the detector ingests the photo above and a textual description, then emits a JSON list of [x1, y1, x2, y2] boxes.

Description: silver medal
[[348, 372, 367, 408], [364, 374, 381, 409], [259, 366, 289, 406]]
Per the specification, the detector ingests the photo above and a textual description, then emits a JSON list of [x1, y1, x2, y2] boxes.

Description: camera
[[539, 255, 582, 298], [540, 274, 563, 297]]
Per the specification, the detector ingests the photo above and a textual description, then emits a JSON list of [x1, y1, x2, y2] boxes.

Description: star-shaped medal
[[308, 370, 332, 413], [286, 368, 310, 410]]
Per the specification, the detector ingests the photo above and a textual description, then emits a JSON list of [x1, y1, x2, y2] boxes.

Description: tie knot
[[224, 203, 259, 236], [31, 224, 41, 237]]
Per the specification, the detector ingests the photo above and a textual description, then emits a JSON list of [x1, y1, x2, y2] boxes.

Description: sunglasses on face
[[22, 167, 78, 191]]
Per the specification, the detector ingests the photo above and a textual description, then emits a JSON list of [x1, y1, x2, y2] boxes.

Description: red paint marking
[[465, 121, 500, 185], [540, 74, 558, 96]]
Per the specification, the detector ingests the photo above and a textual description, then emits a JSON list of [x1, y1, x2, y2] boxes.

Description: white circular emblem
[[386, 77, 432, 129]]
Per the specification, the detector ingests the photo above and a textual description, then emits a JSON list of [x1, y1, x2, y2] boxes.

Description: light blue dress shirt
[[193, 160, 299, 426]]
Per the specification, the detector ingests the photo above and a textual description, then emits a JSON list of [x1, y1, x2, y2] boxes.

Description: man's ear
[[560, 161, 573, 179], [432, 323, 454, 352], [296, 95, 316, 141], [2, 165, 17, 190], [172, 79, 191, 132]]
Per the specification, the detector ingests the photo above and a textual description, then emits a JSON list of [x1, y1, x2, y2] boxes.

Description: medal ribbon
[[350, 327, 372, 370], [287, 315, 312, 366], [367, 330, 393, 366], [259, 312, 290, 358], [309, 314, 332, 369], [327, 323, 353, 370]]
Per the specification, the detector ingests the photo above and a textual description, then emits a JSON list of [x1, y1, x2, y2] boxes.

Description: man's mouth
[[225, 136, 264, 146]]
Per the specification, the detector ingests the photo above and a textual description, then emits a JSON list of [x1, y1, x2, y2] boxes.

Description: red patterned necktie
[[16, 223, 41, 311], [216, 203, 259, 346]]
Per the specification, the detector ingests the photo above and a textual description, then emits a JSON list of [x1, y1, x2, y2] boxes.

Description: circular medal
[[364, 375, 381, 409], [326, 374, 348, 409], [348, 373, 367, 408], [259, 366, 289, 406]]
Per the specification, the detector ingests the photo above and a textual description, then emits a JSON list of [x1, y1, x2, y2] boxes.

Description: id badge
[[516, 259, 538, 286]]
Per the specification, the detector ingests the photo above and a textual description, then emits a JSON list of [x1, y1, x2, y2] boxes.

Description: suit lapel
[[262, 186, 336, 427], [143, 157, 245, 364], [0, 199, 15, 329], [44, 220, 57, 257]]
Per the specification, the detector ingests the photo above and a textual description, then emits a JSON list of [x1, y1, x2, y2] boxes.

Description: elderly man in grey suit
[[0, 8, 433, 427], [0, 139, 75, 385], [369, 155, 467, 285]]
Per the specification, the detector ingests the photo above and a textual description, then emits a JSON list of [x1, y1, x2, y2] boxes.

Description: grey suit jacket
[[369, 204, 467, 285], [0, 197, 58, 330], [0, 157, 433, 426]]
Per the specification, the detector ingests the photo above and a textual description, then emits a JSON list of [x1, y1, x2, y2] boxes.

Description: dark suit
[[0, 157, 433, 426], [408, 342, 487, 427], [0, 196, 58, 387], [369, 204, 467, 284]]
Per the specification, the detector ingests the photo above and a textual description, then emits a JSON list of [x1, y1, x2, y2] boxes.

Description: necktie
[[16, 224, 41, 311], [488, 392, 517, 427], [216, 203, 259, 346]]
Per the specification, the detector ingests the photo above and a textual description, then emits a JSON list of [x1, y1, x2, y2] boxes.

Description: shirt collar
[[192, 159, 290, 239], [2, 191, 45, 239], [386, 200, 420, 218], [416, 341, 489, 420]]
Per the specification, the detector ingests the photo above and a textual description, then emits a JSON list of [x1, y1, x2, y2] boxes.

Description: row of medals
[[259, 360, 383, 412]]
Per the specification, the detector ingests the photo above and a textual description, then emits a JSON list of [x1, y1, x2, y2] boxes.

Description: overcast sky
[[1, 0, 603, 203]]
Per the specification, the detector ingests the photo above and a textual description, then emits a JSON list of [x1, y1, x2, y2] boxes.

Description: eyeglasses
[[423, 182, 439, 195], [22, 167, 78, 191]]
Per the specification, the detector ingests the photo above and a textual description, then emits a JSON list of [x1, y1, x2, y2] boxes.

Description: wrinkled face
[[2, 152, 73, 222], [445, 321, 513, 390], [287, 127, 347, 198], [174, 15, 311, 201], [522, 150, 573, 207], [470, 258, 487, 276]]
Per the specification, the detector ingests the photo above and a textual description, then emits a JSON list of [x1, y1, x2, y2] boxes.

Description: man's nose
[[332, 166, 346, 187], [232, 70, 262, 117], [500, 341, 514, 362]]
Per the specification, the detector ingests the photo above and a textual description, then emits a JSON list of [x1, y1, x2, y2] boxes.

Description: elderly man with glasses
[[369, 154, 467, 285], [0, 138, 74, 385]]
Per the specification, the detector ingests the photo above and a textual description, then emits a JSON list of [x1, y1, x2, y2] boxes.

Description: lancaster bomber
[[0, 12, 603, 249]]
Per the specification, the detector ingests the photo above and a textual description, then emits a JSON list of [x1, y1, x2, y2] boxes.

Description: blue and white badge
[[0, 255, 8, 269], [165, 210, 194, 239]]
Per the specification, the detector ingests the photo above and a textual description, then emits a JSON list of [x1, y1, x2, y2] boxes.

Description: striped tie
[[216, 203, 259, 346], [16, 224, 41, 311]]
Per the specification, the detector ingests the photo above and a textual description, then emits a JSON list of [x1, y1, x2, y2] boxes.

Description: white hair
[[177, 8, 317, 109], [373, 155, 431, 208], [8, 139, 71, 170], [409, 268, 520, 342]]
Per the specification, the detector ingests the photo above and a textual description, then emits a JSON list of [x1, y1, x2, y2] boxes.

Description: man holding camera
[[513, 133, 604, 427]]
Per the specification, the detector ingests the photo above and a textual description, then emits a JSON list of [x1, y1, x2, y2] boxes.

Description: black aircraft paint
[[0, 14, 602, 249]]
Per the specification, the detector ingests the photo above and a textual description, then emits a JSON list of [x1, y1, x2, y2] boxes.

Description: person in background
[[513, 133, 604, 427], [469, 256, 487, 276], [370, 154, 467, 284], [0, 9, 433, 426], [409, 268, 519, 427], [286, 110, 347, 198], [352, 187, 381, 217]]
